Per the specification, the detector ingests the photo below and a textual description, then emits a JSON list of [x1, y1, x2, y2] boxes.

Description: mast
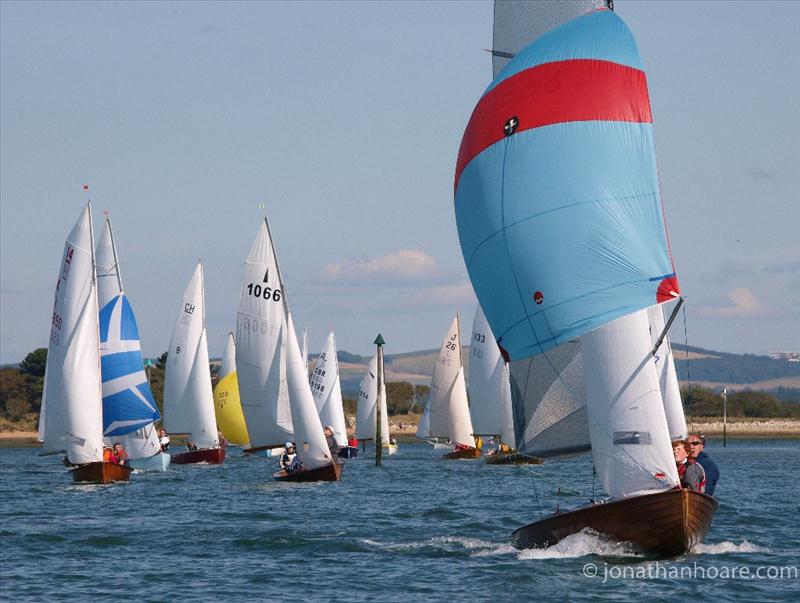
[[374, 334, 385, 467]]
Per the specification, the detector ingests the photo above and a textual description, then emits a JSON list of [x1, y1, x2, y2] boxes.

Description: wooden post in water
[[374, 333, 385, 467], [722, 387, 728, 447]]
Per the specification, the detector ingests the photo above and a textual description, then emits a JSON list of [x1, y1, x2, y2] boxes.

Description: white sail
[[428, 315, 474, 447], [647, 305, 688, 440], [310, 331, 348, 447], [468, 304, 504, 436], [285, 313, 332, 470], [236, 219, 293, 448], [39, 204, 104, 464], [416, 402, 431, 439], [117, 424, 161, 459], [499, 361, 515, 448], [219, 332, 236, 378], [94, 216, 122, 309], [301, 326, 309, 373], [355, 352, 389, 443], [582, 310, 679, 499], [163, 263, 218, 449]]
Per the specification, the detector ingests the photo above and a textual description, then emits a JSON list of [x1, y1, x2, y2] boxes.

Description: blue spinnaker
[[455, 9, 678, 362], [99, 293, 161, 437]]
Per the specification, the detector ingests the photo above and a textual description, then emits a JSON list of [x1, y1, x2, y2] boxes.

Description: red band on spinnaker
[[656, 275, 681, 303], [454, 59, 653, 192]]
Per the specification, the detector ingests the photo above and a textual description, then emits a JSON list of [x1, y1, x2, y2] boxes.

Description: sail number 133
[[246, 283, 282, 302]]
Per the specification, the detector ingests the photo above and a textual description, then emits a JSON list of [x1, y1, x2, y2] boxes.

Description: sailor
[[111, 442, 129, 466], [159, 428, 170, 452], [323, 426, 339, 457], [484, 437, 499, 455], [673, 440, 705, 492], [687, 434, 720, 496], [280, 442, 297, 471]]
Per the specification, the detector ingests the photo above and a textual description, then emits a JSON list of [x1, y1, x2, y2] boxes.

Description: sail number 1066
[[246, 283, 282, 302]]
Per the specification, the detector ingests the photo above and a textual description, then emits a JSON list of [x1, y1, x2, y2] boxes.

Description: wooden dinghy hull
[[484, 452, 543, 465], [71, 461, 133, 484], [272, 462, 343, 482], [171, 447, 226, 465], [512, 488, 718, 558], [243, 445, 284, 457], [442, 447, 481, 460]]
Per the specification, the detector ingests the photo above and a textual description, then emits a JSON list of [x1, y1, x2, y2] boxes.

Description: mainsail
[[163, 262, 219, 449], [427, 315, 474, 447], [455, 7, 681, 499], [235, 218, 293, 448], [468, 304, 506, 438], [39, 204, 105, 464], [310, 331, 348, 447], [213, 332, 250, 446], [95, 217, 161, 450]]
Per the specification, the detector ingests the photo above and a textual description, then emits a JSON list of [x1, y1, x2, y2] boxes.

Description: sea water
[[1, 438, 797, 601]]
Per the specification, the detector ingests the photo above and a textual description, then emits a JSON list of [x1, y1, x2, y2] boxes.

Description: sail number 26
[[246, 283, 282, 302]]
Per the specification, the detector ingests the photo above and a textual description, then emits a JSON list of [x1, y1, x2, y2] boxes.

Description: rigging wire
[[681, 301, 694, 427]]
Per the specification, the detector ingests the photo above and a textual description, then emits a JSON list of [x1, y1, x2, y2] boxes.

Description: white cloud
[[697, 287, 765, 318], [321, 249, 438, 284]]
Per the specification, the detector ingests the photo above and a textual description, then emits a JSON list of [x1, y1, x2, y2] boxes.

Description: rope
[[681, 301, 694, 427]]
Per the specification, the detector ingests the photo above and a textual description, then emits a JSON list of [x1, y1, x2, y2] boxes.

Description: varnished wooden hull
[[171, 447, 226, 465], [512, 489, 718, 558], [71, 461, 133, 484], [442, 447, 481, 460], [272, 462, 343, 482], [484, 452, 543, 465]]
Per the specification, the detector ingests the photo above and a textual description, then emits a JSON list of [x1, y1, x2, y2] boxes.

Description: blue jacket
[[695, 451, 719, 496]]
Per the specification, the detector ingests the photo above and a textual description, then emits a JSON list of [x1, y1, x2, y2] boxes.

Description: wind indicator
[[374, 333, 385, 467]]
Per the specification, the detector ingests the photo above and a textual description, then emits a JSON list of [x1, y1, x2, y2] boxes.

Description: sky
[[1, 0, 798, 365]]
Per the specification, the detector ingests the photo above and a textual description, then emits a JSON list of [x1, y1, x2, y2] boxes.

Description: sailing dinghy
[[428, 315, 479, 459], [39, 204, 131, 484], [273, 314, 342, 482], [454, 3, 716, 556], [95, 215, 168, 471], [164, 263, 225, 465], [355, 352, 397, 456], [236, 218, 293, 456]]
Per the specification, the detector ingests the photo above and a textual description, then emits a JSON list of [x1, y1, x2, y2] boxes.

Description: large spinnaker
[[455, 9, 679, 363]]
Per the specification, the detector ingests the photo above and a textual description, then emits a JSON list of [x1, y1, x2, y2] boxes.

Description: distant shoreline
[[3, 417, 799, 447]]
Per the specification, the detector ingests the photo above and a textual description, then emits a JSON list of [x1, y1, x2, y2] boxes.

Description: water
[[1, 439, 798, 601]]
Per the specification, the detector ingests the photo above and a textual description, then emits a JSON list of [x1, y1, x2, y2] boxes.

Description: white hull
[[129, 452, 171, 472]]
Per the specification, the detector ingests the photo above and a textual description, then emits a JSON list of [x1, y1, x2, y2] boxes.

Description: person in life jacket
[[158, 428, 170, 452], [347, 435, 358, 449], [672, 439, 705, 492], [110, 442, 129, 466], [280, 442, 297, 472]]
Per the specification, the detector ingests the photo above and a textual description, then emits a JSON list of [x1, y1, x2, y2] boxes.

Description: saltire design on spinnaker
[[99, 293, 160, 437], [454, 8, 679, 362]]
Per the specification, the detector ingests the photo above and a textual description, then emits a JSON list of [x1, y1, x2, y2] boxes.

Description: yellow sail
[[213, 371, 249, 446]]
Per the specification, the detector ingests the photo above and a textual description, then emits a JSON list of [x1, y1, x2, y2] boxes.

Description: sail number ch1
[[246, 283, 282, 302]]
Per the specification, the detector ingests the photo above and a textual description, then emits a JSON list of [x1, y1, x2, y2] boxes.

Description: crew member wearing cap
[[687, 433, 720, 496]]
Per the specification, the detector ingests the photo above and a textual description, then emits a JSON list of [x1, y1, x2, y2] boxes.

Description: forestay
[[310, 331, 348, 447], [647, 305, 687, 440], [163, 263, 218, 449], [39, 204, 105, 464], [236, 219, 293, 448]]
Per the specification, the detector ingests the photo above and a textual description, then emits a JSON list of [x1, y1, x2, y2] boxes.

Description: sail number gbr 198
[[246, 283, 282, 302]]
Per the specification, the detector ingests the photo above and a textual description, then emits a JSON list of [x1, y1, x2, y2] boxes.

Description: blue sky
[[1, 1, 798, 364]]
